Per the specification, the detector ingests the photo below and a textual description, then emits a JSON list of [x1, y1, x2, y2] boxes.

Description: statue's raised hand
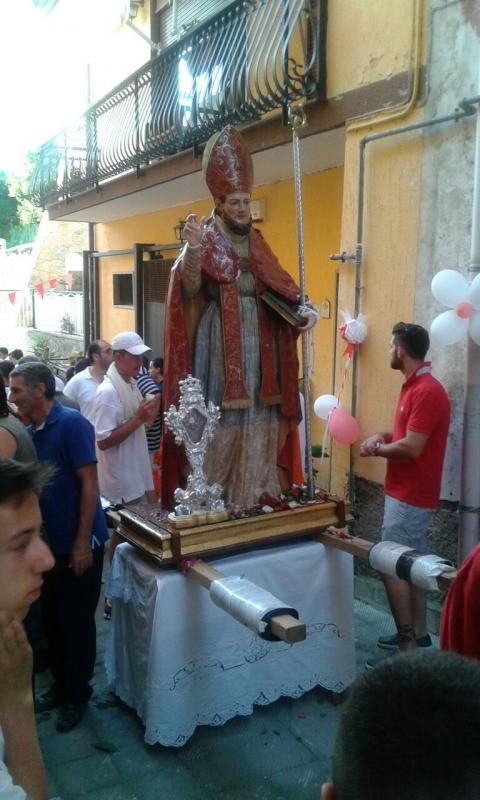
[[184, 213, 207, 248]]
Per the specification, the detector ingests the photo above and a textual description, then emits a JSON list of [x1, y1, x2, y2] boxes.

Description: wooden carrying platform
[[114, 497, 351, 565], [106, 499, 350, 645], [106, 503, 456, 644]]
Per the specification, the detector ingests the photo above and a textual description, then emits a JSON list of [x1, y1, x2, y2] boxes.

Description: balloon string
[[308, 329, 316, 376], [336, 355, 352, 407], [320, 349, 353, 462], [320, 412, 330, 465]]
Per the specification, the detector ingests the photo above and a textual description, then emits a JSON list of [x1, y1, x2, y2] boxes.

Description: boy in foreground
[[0, 458, 54, 799]]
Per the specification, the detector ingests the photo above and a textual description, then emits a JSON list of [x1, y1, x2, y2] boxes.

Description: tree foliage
[[7, 153, 43, 226], [0, 171, 19, 242]]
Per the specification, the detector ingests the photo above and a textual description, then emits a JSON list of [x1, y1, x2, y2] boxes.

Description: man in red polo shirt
[[360, 322, 450, 656]]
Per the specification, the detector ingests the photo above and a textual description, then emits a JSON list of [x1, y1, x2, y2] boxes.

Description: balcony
[[31, 0, 326, 207]]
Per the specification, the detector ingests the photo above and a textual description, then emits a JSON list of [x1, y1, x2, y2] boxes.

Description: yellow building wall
[[98, 256, 137, 335], [256, 170, 344, 455], [322, 0, 429, 496], [96, 166, 344, 461], [326, 0, 415, 97], [331, 114, 425, 496]]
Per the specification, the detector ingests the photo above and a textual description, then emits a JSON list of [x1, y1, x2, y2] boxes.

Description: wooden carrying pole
[[185, 561, 307, 644], [313, 528, 456, 591]]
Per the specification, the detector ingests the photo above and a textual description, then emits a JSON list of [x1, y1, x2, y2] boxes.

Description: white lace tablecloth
[[105, 539, 355, 747]]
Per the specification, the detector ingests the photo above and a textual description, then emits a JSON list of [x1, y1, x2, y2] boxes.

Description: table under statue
[[105, 539, 355, 747]]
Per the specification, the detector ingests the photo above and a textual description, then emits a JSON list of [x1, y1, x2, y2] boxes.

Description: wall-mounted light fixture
[[127, 0, 144, 20], [174, 219, 187, 243]]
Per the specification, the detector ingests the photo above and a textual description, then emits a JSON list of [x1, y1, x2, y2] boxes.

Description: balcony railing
[[31, 0, 325, 206]]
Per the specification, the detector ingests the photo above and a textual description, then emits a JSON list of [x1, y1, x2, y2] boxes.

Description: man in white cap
[[93, 332, 158, 510]]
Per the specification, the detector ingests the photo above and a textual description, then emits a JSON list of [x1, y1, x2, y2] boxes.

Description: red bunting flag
[[48, 278, 57, 289], [8, 292, 16, 305], [35, 282, 45, 298]]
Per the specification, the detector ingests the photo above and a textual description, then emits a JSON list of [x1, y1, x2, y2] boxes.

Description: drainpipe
[[459, 64, 480, 561], [84, 222, 96, 350]]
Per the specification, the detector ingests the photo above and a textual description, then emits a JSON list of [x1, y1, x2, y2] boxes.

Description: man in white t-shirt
[[93, 331, 157, 506], [64, 339, 113, 423], [0, 459, 54, 800]]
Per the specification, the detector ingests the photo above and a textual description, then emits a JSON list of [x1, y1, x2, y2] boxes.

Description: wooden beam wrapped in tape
[[313, 528, 457, 590], [186, 562, 306, 644]]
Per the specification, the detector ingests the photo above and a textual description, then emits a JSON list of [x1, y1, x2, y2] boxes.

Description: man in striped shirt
[[136, 356, 162, 460]]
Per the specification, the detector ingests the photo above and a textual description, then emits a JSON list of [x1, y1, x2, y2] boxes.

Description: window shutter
[[157, 0, 233, 50]]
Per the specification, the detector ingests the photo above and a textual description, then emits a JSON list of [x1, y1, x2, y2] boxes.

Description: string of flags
[[5, 274, 75, 305]]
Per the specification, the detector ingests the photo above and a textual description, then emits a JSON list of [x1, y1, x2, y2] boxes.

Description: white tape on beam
[[369, 541, 455, 590], [209, 576, 292, 635]]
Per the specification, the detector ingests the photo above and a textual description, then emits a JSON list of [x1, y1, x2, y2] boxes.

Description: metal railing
[[31, 0, 325, 205]]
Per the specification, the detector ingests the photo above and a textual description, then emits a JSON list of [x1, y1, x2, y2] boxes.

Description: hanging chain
[[289, 104, 307, 304], [288, 103, 315, 500]]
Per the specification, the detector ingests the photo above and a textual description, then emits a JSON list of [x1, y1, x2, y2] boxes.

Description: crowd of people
[[0, 125, 478, 798], [0, 335, 165, 744], [0, 339, 164, 512], [0, 334, 478, 794], [1, 449, 480, 797]]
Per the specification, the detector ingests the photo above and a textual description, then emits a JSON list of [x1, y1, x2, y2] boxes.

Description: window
[[154, 0, 231, 50], [113, 273, 134, 307], [143, 257, 177, 355]]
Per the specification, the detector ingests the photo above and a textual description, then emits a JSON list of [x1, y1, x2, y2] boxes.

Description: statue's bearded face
[[216, 192, 252, 235]]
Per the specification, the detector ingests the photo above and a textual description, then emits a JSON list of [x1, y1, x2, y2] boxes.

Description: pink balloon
[[455, 301, 474, 319], [328, 407, 359, 445]]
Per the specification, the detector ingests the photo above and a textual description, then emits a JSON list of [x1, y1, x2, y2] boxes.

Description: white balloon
[[313, 394, 338, 420], [469, 273, 480, 311], [430, 310, 467, 345], [431, 270, 468, 308], [469, 312, 480, 346]]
